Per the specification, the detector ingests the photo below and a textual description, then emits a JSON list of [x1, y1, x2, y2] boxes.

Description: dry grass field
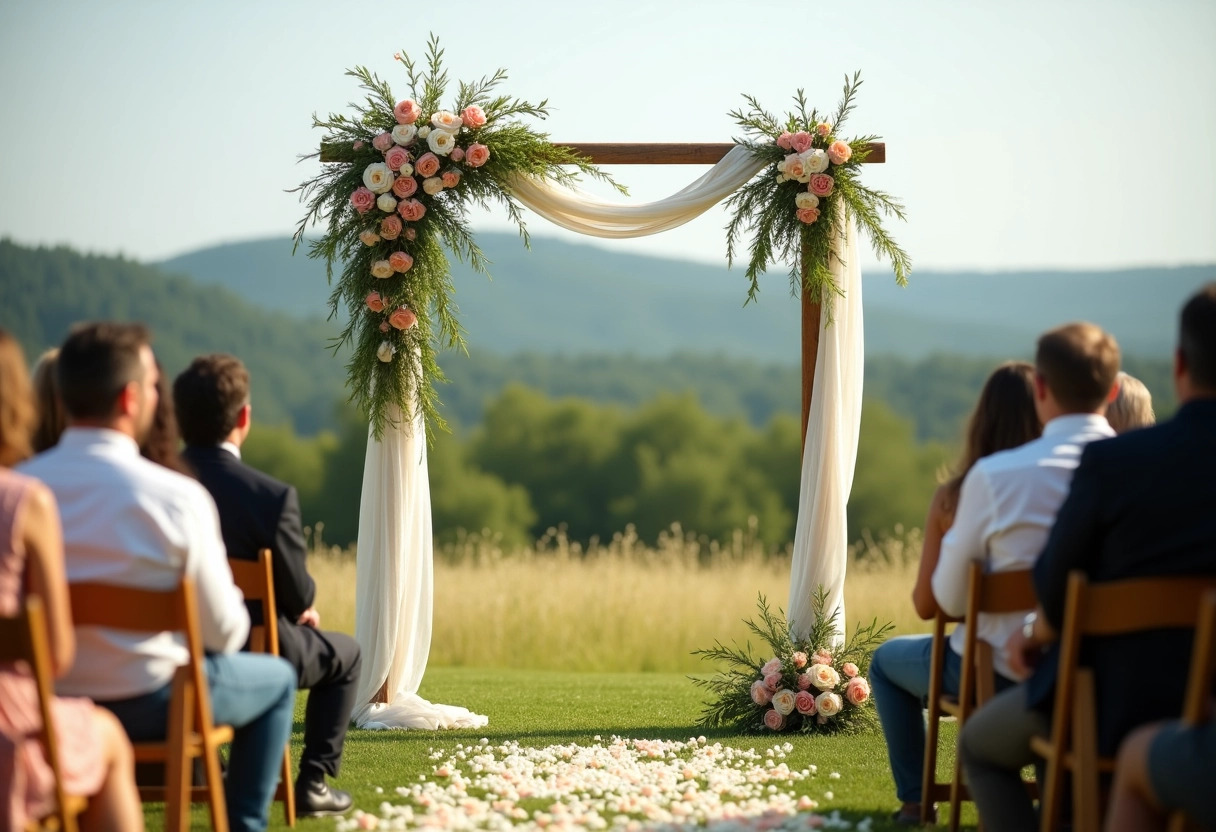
[[308, 524, 931, 673]]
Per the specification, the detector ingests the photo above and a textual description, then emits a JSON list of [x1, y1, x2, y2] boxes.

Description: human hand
[[1004, 629, 1043, 680], [297, 607, 320, 628]]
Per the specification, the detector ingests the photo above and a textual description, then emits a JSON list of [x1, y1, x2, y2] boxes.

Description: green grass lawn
[[144, 668, 978, 830]]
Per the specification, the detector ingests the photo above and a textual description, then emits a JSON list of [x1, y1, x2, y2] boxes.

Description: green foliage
[[428, 431, 537, 548]]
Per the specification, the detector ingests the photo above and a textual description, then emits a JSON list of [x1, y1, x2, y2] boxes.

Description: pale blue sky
[[1, 0, 1213, 271]]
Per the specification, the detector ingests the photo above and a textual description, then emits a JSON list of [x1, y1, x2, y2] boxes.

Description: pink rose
[[796, 672, 813, 691], [441, 170, 461, 189], [394, 99, 421, 125], [796, 207, 821, 224], [776, 131, 793, 150], [385, 146, 410, 171], [761, 658, 782, 676], [794, 690, 816, 715], [415, 152, 441, 178], [461, 105, 487, 129], [827, 140, 852, 165], [809, 173, 835, 197], [378, 321, 390, 333], [404, 228, 417, 241], [389, 305, 417, 330], [372, 132, 393, 153], [845, 676, 870, 706], [397, 199, 426, 222], [792, 651, 808, 669], [353, 140, 365, 150], [815, 122, 831, 137], [750, 680, 773, 706], [379, 215, 402, 240], [449, 146, 465, 162], [350, 187, 375, 214], [365, 292, 386, 312], [812, 648, 833, 666], [841, 662, 859, 678], [764, 672, 783, 692], [465, 142, 490, 168], [763, 709, 786, 731], [392, 176, 418, 199], [389, 251, 414, 273], [790, 131, 813, 153]]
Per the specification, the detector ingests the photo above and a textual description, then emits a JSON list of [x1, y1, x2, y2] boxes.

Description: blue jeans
[[98, 652, 296, 832], [870, 634, 964, 803]]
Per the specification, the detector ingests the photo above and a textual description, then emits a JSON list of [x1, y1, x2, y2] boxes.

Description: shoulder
[[186, 448, 290, 498]]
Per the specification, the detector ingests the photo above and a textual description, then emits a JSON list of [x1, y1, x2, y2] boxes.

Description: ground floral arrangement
[[296, 39, 906, 437], [693, 593, 892, 735], [337, 736, 879, 831]]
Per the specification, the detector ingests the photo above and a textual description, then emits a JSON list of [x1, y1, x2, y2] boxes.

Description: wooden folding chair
[[228, 549, 296, 827], [1032, 572, 1216, 832], [922, 562, 1038, 831], [1166, 589, 1216, 832], [0, 595, 88, 832], [69, 579, 233, 832]]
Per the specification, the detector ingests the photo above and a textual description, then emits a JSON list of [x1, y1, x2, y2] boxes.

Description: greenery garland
[[293, 36, 619, 438], [725, 73, 911, 308]]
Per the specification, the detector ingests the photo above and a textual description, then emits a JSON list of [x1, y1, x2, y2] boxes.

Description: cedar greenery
[[692, 590, 892, 735], [292, 36, 620, 438], [725, 73, 911, 308]]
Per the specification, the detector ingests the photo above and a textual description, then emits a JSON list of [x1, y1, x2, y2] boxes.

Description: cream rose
[[810, 663, 840, 691], [370, 260, 394, 279], [391, 124, 417, 146], [815, 691, 842, 717], [802, 149, 830, 175], [376, 341, 395, 362], [422, 176, 444, 196], [431, 110, 464, 132], [417, 125, 431, 139], [427, 129, 457, 156], [358, 229, 380, 246], [376, 193, 398, 214], [795, 192, 820, 210], [362, 163, 395, 194], [771, 689, 797, 716]]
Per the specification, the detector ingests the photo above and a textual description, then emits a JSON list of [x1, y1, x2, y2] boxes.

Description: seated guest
[[960, 284, 1216, 832], [175, 354, 358, 818], [30, 348, 65, 454], [872, 360, 1041, 824], [0, 330, 143, 832], [1105, 718, 1216, 832], [1106, 371, 1155, 433], [19, 323, 297, 832]]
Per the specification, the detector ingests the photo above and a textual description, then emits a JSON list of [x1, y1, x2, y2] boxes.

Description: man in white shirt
[[869, 322, 1120, 825], [20, 322, 297, 832]]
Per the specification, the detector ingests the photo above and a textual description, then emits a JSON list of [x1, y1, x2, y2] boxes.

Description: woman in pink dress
[[0, 330, 143, 832]]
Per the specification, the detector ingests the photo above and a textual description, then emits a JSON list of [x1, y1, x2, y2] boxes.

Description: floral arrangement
[[293, 37, 618, 437], [693, 591, 892, 735], [725, 73, 911, 308]]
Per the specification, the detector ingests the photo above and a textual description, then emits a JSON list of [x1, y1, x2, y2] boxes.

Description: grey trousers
[[959, 683, 1050, 832]]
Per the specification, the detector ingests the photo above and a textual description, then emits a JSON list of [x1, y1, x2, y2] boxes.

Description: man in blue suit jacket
[[959, 284, 1216, 832]]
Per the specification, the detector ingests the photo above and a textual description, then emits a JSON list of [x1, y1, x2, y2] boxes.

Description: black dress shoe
[[295, 779, 354, 817]]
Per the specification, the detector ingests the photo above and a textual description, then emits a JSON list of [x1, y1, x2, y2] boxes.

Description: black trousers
[[281, 625, 362, 785]]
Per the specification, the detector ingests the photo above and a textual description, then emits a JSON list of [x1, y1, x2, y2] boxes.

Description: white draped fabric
[[786, 219, 864, 643], [353, 144, 864, 727]]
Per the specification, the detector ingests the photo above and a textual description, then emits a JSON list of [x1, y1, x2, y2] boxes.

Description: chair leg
[[1039, 752, 1065, 832], [922, 709, 941, 825], [164, 679, 193, 832], [948, 738, 966, 832], [1072, 671, 1101, 832], [279, 745, 296, 826], [202, 738, 229, 832]]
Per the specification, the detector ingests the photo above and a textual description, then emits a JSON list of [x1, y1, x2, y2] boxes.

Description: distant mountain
[[159, 234, 1212, 361]]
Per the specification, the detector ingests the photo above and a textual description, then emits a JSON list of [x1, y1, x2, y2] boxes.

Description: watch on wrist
[[1022, 612, 1037, 642]]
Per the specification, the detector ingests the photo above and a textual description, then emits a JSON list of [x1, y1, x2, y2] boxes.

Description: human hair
[[57, 322, 151, 421], [940, 360, 1040, 514], [0, 330, 36, 467], [1034, 322, 1121, 413], [141, 360, 193, 476], [31, 348, 66, 453], [1106, 372, 1155, 434], [173, 354, 251, 446], [1179, 282, 1216, 392]]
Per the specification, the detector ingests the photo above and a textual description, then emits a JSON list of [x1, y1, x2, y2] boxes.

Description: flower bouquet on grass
[[693, 589, 892, 735]]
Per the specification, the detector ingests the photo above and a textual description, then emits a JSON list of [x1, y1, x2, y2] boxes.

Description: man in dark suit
[[959, 283, 1216, 832], [174, 354, 359, 818]]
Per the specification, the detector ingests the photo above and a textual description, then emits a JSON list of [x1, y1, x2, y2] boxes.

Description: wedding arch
[[296, 41, 907, 730]]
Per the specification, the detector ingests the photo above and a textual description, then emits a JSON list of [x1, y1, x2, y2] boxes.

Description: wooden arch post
[[554, 142, 886, 447]]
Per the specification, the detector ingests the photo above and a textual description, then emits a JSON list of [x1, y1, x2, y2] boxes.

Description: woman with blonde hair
[[1106, 371, 1155, 434], [0, 330, 143, 831]]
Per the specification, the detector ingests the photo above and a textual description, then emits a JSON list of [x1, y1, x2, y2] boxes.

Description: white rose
[[422, 176, 444, 196], [810, 663, 840, 691], [362, 162, 394, 194], [398, 162, 414, 177], [802, 149, 830, 175], [427, 128, 456, 156], [417, 125, 431, 139], [771, 689, 797, 717], [775, 173, 789, 184], [370, 260, 394, 279], [815, 691, 842, 717], [391, 124, 417, 145], [376, 341, 395, 363], [430, 110, 464, 132], [376, 193, 398, 213], [795, 192, 820, 210]]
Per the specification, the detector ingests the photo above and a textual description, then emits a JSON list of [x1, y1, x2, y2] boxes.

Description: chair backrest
[[227, 550, 279, 656], [68, 579, 216, 742], [960, 562, 1037, 705], [1182, 589, 1216, 725], [0, 595, 77, 832]]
